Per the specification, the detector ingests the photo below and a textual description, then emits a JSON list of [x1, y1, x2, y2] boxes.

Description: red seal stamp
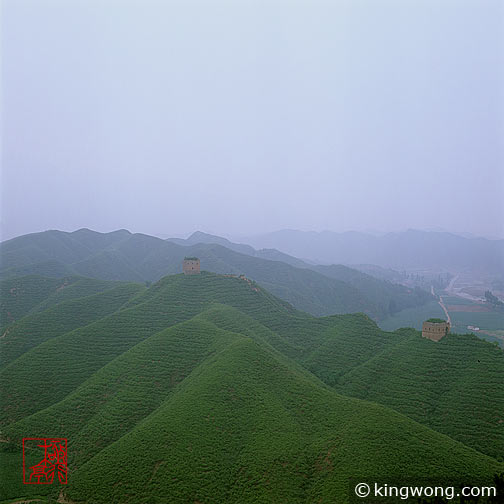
[[22, 438, 68, 484]]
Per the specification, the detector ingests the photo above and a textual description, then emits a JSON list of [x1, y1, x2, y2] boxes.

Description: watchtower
[[422, 319, 450, 342], [183, 257, 200, 275]]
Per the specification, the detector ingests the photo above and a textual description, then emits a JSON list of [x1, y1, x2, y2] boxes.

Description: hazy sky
[[2, 0, 503, 240]]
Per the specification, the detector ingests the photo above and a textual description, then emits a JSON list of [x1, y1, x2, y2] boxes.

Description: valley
[[379, 279, 504, 348]]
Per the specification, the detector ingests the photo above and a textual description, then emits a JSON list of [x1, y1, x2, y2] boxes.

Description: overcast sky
[[2, 0, 503, 241]]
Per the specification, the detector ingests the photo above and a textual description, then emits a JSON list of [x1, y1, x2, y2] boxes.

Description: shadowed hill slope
[[0, 281, 144, 368], [0, 274, 120, 327]]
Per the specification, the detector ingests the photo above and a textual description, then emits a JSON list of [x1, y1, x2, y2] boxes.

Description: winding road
[[431, 285, 451, 325]]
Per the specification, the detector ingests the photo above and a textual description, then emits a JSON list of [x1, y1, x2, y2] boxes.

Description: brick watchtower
[[183, 257, 200, 275], [422, 319, 450, 342]]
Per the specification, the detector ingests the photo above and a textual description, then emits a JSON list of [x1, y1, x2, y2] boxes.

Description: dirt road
[[431, 285, 451, 325]]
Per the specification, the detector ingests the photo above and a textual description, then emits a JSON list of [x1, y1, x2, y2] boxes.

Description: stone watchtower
[[422, 319, 450, 342], [183, 257, 200, 275]]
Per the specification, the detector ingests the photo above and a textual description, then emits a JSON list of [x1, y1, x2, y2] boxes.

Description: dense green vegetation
[[427, 317, 446, 323], [1, 275, 67, 326], [0, 282, 144, 368], [0, 272, 502, 503], [0, 275, 120, 328], [0, 228, 433, 320], [335, 329, 504, 461], [312, 263, 433, 318], [67, 338, 500, 504]]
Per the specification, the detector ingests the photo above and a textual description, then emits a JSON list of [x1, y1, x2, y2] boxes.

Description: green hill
[[0, 272, 502, 503], [67, 336, 500, 504], [0, 274, 125, 329], [0, 281, 144, 368], [1, 275, 64, 326], [0, 229, 433, 320], [335, 328, 504, 461], [312, 263, 433, 319]]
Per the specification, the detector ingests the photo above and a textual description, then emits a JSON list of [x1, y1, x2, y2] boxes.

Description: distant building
[[422, 319, 450, 342], [183, 257, 200, 275]]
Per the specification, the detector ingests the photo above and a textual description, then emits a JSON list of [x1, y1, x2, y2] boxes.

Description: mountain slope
[[0, 281, 144, 368], [335, 328, 504, 461], [1, 272, 503, 503], [67, 336, 501, 504], [312, 264, 432, 317], [0, 230, 379, 317], [1, 229, 435, 320], [0, 273, 296, 425], [1, 275, 65, 325], [170, 231, 434, 318], [169, 230, 310, 268], [0, 274, 120, 327], [0, 228, 130, 267]]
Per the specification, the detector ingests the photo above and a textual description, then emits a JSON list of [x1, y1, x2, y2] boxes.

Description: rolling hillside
[[0, 229, 433, 320], [0, 281, 144, 368], [335, 328, 504, 461], [0, 272, 502, 503], [0, 274, 121, 327]]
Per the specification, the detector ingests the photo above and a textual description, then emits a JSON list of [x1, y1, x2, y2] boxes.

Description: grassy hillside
[[0, 272, 502, 503], [31, 276, 124, 312], [0, 275, 121, 328], [67, 337, 500, 504], [0, 229, 433, 320], [0, 258, 76, 279], [335, 329, 504, 461], [313, 263, 433, 319], [0, 282, 144, 368], [1, 275, 64, 325], [0, 273, 294, 426]]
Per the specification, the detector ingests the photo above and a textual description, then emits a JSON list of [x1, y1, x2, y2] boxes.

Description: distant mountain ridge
[[0, 228, 433, 319], [237, 229, 504, 274], [171, 231, 434, 316], [168, 231, 313, 267]]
